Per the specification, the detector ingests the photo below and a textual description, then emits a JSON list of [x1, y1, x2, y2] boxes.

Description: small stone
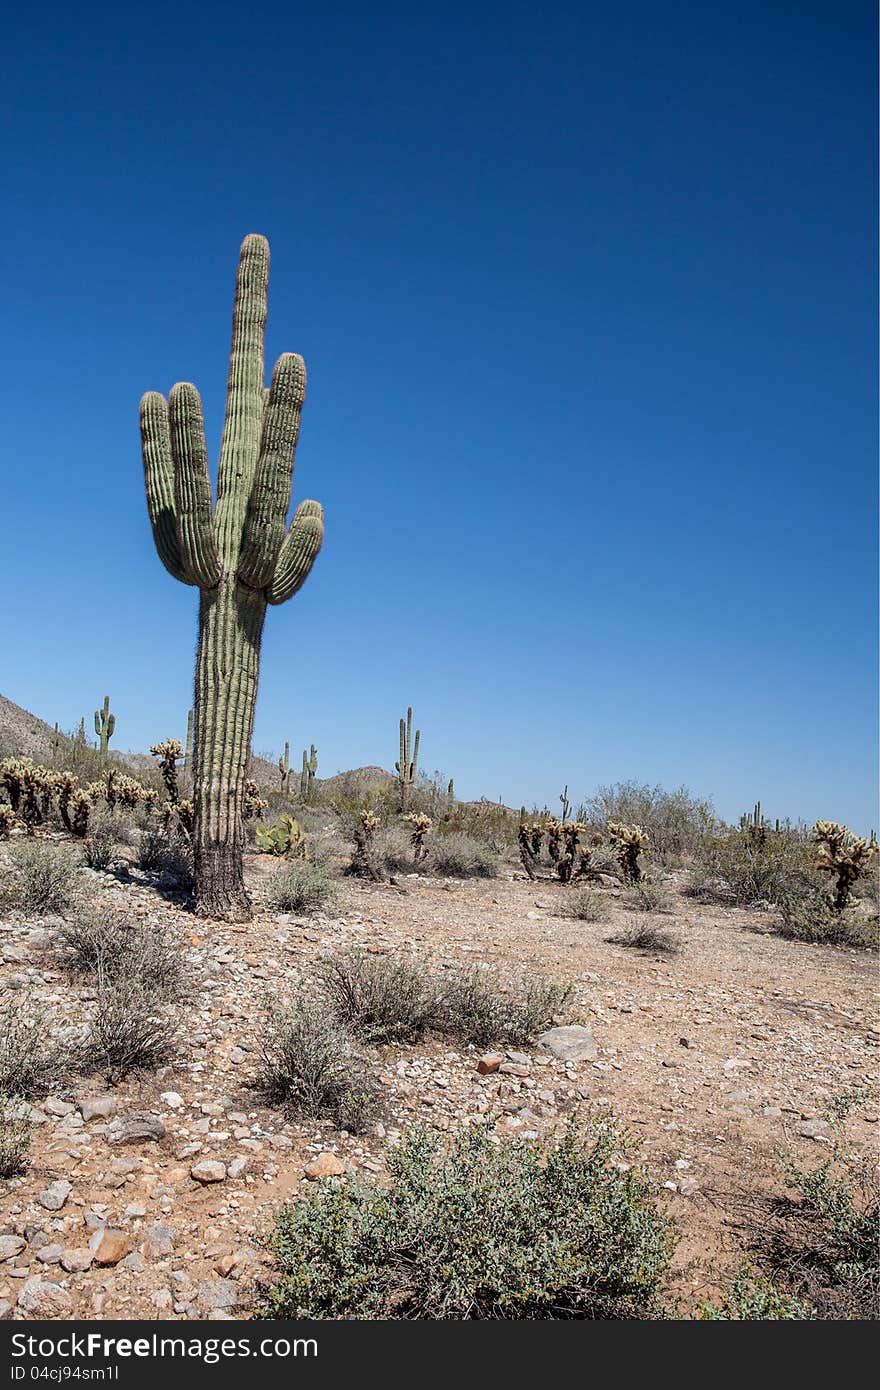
[[227, 1156, 248, 1179], [477, 1054, 503, 1074], [799, 1119, 828, 1140], [44, 1098, 74, 1117], [151, 1289, 173, 1310], [78, 1096, 118, 1122], [89, 1229, 131, 1266], [499, 1063, 530, 1077], [0, 1236, 26, 1262], [36, 1244, 63, 1264], [191, 1160, 227, 1184], [537, 1025, 598, 1063], [37, 1180, 71, 1212], [160, 1092, 184, 1110], [60, 1248, 93, 1273], [197, 1279, 237, 1310], [143, 1223, 177, 1257], [303, 1153, 346, 1180]]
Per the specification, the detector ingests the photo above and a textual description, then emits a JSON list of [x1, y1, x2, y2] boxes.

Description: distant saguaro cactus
[[395, 707, 420, 810], [94, 696, 115, 753], [300, 744, 318, 800], [139, 235, 324, 920], [278, 741, 292, 794]]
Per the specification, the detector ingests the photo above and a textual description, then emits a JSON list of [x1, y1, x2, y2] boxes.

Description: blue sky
[[1, 1, 876, 829]]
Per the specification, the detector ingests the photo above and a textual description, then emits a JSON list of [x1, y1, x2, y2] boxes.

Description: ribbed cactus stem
[[395, 705, 420, 810], [94, 696, 115, 753], [279, 740, 291, 792], [139, 234, 324, 920]]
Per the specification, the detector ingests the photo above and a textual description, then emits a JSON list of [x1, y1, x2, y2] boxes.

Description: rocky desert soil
[[1, 848, 877, 1321]]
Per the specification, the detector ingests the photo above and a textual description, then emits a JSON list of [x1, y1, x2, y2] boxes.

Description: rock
[[191, 1160, 227, 1184], [78, 1096, 118, 1122], [160, 1092, 184, 1110], [799, 1119, 828, 1140], [143, 1224, 176, 1257], [227, 1156, 248, 1179], [60, 1248, 93, 1273], [0, 1236, 26, 1262], [197, 1279, 237, 1310], [107, 1114, 166, 1145], [17, 1278, 72, 1315], [477, 1054, 503, 1074], [303, 1153, 346, 1180], [537, 1025, 598, 1063], [151, 1289, 173, 1310], [499, 1062, 530, 1077], [36, 1244, 63, 1264], [37, 1180, 72, 1211], [89, 1229, 131, 1266], [44, 1098, 74, 1117]]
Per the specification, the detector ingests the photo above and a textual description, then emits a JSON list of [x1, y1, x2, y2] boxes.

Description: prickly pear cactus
[[139, 235, 324, 920]]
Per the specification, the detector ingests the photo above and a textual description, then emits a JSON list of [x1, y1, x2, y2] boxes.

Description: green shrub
[[0, 1097, 31, 1178], [777, 893, 878, 949], [0, 994, 60, 1098], [258, 1119, 671, 1319], [584, 782, 714, 866], [320, 950, 438, 1043], [691, 826, 812, 907], [256, 1000, 378, 1133], [267, 862, 336, 914], [559, 887, 606, 922], [427, 832, 498, 879], [778, 1154, 879, 1319], [699, 1266, 814, 1320], [437, 967, 572, 1047], [3, 841, 79, 915]]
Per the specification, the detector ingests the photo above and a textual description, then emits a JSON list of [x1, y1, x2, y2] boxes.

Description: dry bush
[[58, 909, 191, 1003], [437, 967, 572, 1047], [266, 862, 336, 914], [690, 826, 813, 907], [80, 983, 177, 1084], [622, 880, 674, 914], [607, 921, 681, 954], [0, 1097, 32, 1178], [319, 950, 439, 1043], [584, 782, 714, 865], [2, 841, 79, 915], [427, 832, 498, 879], [559, 887, 606, 922], [256, 1000, 379, 1133], [0, 993, 61, 1098]]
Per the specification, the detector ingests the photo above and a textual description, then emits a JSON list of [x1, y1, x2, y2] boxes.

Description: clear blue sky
[[1, 1, 876, 830]]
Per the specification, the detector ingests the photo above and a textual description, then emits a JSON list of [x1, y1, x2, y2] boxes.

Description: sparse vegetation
[[58, 909, 191, 1002], [622, 879, 673, 914], [256, 999, 378, 1132], [0, 994, 60, 1098], [559, 886, 606, 922], [608, 921, 681, 954], [266, 861, 336, 914], [427, 831, 498, 879], [2, 840, 79, 915], [81, 982, 177, 1084], [698, 1266, 814, 1320], [319, 950, 439, 1043], [259, 1119, 671, 1319], [437, 967, 572, 1047], [0, 1098, 32, 1179]]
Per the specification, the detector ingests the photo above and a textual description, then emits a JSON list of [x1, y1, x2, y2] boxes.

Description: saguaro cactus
[[278, 741, 292, 793], [183, 709, 194, 777], [95, 696, 115, 753], [299, 744, 317, 800], [139, 235, 324, 920], [395, 707, 420, 810]]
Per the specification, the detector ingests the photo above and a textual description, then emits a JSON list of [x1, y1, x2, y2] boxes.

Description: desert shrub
[[136, 828, 194, 889], [427, 832, 498, 879], [699, 1266, 814, 1320], [691, 826, 812, 907], [3, 841, 79, 915], [0, 994, 60, 1098], [0, 1097, 31, 1178], [437, 967, 571, 1047], [57, 909, 190, 1002], [622, 879, 673, 913], [437, 800, 519, 853], [82, 824, 116, 871], [256, 1000, 378, 1133], [775, 1154, 880, 1320], [81, 982, 177, 1084], [559, 887, 606, 922], [608, 921, 680, 954], [376, 827, 414, 875], [776, 893, 878, 949], [584, 782, 714, 865], [266, 862, 336, 914], [320, 950, 439, 1043], [259, 1118, 671, 1319]]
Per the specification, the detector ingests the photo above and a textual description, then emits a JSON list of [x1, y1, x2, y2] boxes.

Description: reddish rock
[[89, 1229, 131, 1267], [477, 1054, 503, 1074], [303, 1153, 346, 1180]]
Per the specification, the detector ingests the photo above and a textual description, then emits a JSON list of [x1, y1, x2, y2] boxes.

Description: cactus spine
[[395, 706, 420, 810], [139, 235, 324, 920], [299, 744, 317, 800], [94, 696, 115, 753]]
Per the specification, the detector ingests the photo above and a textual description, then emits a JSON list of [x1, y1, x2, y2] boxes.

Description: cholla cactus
[[95, 696, 116, 753], [139, 234, 324, 920], [349, 808, 384, 880], [811, 821, 879, 911], [243, 779, 268, 821], [69, 789, 92, 837], [403, 811, 433, 865], [1, 758, 31, 813], [151, 739, 184, 805], [0, 805, 16, 839], [607, 822, 650, 882], [395, 707, 420, 811]]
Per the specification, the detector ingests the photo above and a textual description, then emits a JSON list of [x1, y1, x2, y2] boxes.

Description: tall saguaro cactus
[[395, 706, 420, 810], [300, 744, 317, 800], [95, 696, 115, 753], [139, 235, 324, 920]]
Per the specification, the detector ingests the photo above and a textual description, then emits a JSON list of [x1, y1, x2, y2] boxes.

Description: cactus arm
[[266, 500, 324, 604], [169, 383, 221, 588], [94, 710, 101, 738], [139, 391, 190, 583], [107, 713, 116, 738], [215, 234, 268, 522], [399, 717, 406, 777], [238, 352, 307, 588], [412, 727, 420, 780]]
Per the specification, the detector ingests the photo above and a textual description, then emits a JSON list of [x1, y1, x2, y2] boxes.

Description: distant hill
[[0, 693, 68, 763]]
